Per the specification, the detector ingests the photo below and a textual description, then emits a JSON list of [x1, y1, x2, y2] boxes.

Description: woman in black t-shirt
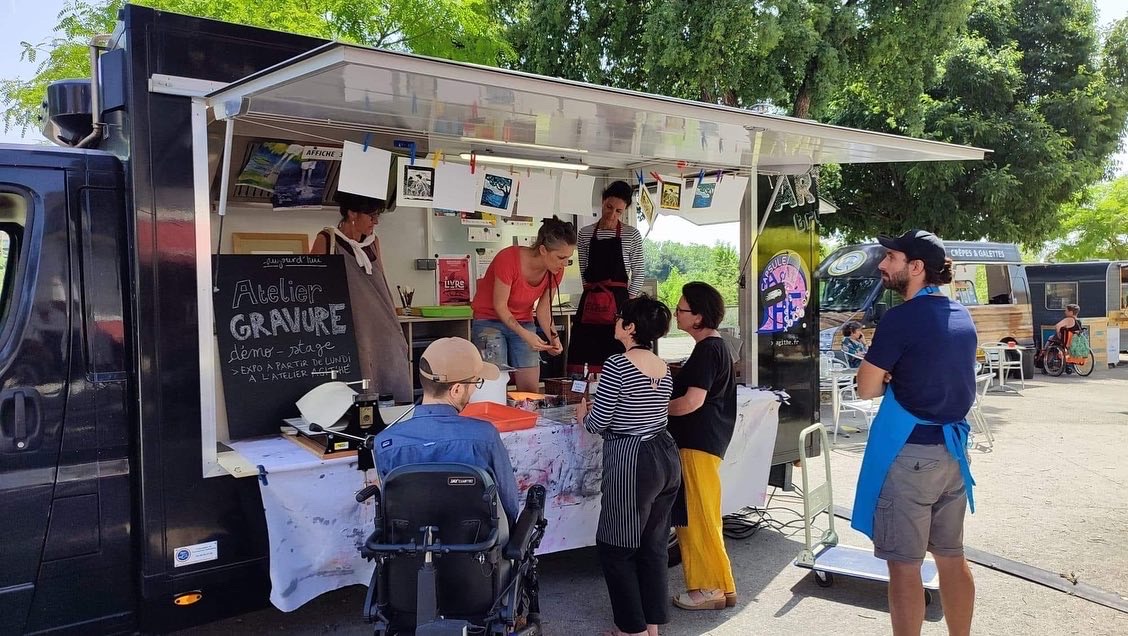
[[667, 282, 737, 611]]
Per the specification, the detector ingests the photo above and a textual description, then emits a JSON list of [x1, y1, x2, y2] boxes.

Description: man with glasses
[[373, 337, 520, 523]]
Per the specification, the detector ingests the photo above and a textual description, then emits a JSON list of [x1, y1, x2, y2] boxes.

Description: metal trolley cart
[[794, 423, 939, 605]]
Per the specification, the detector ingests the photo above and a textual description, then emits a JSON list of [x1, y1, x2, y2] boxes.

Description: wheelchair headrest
[[382, 463, 502, 538]]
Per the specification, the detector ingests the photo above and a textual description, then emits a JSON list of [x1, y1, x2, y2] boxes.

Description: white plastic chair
[[983, 345, 1025, 391], [968, 373, 995, 447]]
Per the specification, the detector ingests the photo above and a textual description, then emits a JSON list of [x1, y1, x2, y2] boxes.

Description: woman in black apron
[[568, 181, 641, 375]]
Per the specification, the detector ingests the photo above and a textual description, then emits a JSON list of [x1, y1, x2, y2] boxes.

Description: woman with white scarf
[[311, 192, 412, 403]]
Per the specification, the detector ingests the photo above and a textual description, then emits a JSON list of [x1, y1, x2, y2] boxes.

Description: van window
[[0, 192, 26, 327], [1045, 282, 1077, 310]]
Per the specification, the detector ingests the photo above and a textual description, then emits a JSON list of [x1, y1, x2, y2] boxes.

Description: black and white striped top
[[583, 354, 673, 440], [577, 223, 645, 297]]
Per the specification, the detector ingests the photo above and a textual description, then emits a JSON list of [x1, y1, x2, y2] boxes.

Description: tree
[[2, 0, 513, 134], [502, 0, 968, 121], [1047, 176, 1128, 261], [823, 1, 1128, 245]]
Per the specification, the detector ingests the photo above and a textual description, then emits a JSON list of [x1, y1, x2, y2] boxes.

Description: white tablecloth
[[231, 386, 781, 611]]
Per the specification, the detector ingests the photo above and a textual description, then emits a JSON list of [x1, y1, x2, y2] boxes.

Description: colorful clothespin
[[362, 132, 372, 152], [432, 150, 444, 168], [696, 168, 705, 187], [394, 139, 417, 165], [469, 151, 477, 174]]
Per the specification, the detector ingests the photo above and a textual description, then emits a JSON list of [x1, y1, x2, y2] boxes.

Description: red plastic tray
[[461, 402, 537, 432]]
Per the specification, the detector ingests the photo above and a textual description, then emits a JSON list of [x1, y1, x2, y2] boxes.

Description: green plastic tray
[[416, 305, 472, 318]]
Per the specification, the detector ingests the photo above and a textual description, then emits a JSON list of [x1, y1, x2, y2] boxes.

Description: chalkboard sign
[[213, 254, 360, 439]]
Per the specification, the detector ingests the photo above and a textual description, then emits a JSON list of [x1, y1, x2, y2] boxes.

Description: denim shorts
[[472, 319, 541, 369]]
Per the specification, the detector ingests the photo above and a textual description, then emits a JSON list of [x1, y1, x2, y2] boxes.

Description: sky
[[2, 0, 1127, 246]]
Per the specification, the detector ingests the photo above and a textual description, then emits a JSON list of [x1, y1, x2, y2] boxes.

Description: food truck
[[1025, 261, 1128, 367], [817, 241, 1033, 363], [0, 5, 988, 633]]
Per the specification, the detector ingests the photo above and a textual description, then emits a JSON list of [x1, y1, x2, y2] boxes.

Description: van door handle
[[2, 388, 41, 452]]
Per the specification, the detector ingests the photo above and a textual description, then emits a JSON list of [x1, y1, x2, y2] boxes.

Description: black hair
[[681, 281, 725, 330], [418, 358, 455, 398], [925, 257, 954, 286], [842, 321, 863, 337], [602, 180, 633, 206], [532, 215, 578, 250], [335, 191, 385, 218], [619, 294, 671, 348]]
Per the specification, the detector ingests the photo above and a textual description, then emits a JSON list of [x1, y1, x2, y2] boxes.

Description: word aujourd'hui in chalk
[[228, 278, 347, 340]]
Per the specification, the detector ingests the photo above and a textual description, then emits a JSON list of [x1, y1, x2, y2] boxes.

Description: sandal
[[724, 592, 738, 608], [672, 590, 726, 610]]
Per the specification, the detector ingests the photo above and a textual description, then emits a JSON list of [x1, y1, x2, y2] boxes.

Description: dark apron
[[567, 223, 629, 374]]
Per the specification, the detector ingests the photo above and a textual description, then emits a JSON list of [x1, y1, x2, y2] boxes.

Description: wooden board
[[285, 431, 357, 461], [965, 304, 1033, 346]]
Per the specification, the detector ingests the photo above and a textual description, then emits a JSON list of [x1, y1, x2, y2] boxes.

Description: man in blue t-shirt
[[856, 229, 977, 636], [374, 337, 520, 523]]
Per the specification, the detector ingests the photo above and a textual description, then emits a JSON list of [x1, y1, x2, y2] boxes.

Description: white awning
[[206, 43, 988, 173]]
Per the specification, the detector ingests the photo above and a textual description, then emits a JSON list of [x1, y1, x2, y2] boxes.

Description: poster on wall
[[460, 212, 498, 226], [758, 250, 811, 334], [397, 157, 435, 206], [478, 171, 518, 215], [236, 142, 339, 210], [436, 255, 472, 305]]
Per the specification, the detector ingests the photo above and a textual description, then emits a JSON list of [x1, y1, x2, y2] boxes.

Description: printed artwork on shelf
[[235, 142, 338, 210]]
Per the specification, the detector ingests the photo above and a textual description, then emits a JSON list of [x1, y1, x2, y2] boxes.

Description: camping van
[[1025, 261, 1127, 366], [816, 241, 1033, 357]]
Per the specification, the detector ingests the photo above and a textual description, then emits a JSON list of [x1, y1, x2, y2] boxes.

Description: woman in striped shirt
[[575, 295, 681, 636]]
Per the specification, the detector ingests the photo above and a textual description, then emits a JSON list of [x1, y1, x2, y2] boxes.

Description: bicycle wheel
[[1044, 345, 1066, 377], [1074, 351, 1095, 377]]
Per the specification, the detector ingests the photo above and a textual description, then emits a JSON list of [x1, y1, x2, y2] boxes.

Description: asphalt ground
[[181, 358, 1128, 635]]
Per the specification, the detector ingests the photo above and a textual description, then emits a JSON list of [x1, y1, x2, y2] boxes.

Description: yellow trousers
[[675, 449, 736, 593]]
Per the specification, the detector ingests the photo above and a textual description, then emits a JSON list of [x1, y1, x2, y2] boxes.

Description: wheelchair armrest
[[504, 485, 546, 561]]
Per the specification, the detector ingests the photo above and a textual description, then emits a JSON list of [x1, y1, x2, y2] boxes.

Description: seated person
[[840, 321, 868, 368], [374, 337, 520, 524], [1050, 303, 1083, 346]]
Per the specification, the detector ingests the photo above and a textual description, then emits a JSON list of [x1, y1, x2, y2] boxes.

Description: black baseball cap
[[877, 229, 946, 271]]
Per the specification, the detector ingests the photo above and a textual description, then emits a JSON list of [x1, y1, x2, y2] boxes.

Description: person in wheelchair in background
[[1050, 303, 1083, 348], [373, 337, 519, 524]]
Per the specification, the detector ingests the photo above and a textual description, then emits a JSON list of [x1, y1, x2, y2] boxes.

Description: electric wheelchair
[[357, 463, 548, 635]]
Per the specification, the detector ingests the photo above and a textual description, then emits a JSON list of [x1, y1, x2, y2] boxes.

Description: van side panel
[[109, 6, 325, 631]]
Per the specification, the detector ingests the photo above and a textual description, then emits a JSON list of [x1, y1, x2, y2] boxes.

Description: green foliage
[[2, 0, 513, 135], [645, 240, 740, 308], [824, 2, 1128, 246], [1048, 175, 1128, 261]]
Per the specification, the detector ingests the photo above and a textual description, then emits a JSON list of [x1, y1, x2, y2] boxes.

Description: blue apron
[[850, 287, 977, 539]]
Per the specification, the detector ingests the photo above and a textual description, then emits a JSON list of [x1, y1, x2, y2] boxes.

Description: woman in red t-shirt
[[471, 217, 577, 392]]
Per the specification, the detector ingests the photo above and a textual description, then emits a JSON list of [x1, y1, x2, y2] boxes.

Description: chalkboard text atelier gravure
[[230, 305, 347, 341], [231, 278, 325, 308]]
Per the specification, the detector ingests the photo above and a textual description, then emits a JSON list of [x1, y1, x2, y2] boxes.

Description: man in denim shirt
[[374, 337, 520, 523]]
